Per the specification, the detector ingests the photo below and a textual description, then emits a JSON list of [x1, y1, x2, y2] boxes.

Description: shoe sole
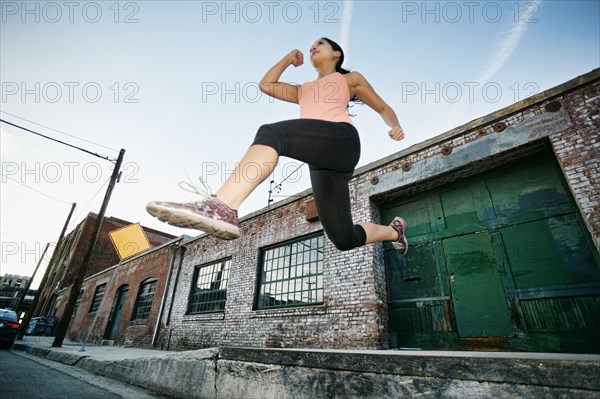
[[147, 203, 240, 240], [391, 217, 409, 255]]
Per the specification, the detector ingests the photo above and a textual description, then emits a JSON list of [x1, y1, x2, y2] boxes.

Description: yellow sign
[[108, 223, 151, 260]]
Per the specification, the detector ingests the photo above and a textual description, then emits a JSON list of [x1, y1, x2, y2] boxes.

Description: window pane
[[132, 280, 157, 321], [89, 284, 106, 313], [188, 259, 231, 314], [256, 233, 324, 310], [72, 289, 84, 317]]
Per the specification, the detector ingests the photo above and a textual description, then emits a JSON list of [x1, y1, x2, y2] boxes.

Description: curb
[[11, 342, 219, 398], [13, 342, 48, 357], [77, 349, 219, 398], [12, 342, 89, 366]]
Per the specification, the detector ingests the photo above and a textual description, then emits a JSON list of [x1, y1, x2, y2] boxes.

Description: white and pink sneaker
[[146, 176, 241, 240]]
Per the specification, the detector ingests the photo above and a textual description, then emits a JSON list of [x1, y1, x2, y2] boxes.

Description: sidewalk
[[12, 336, 174, 364], [12, 336, 218, 398]]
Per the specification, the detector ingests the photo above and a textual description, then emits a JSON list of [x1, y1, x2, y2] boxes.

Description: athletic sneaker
[[146, 176, 241, 240], [389, 216, 408, 255]]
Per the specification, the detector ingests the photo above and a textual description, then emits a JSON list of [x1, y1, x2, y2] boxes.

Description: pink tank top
[[298, 72, 354, 125]]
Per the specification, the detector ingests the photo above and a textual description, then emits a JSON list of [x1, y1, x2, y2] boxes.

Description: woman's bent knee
[[329, 234, 359, 251], [252, 124, 281, 154], [325, 224, 366, 251]]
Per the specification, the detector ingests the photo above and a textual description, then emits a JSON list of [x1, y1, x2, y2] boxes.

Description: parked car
[[0, 309, 20, 349]]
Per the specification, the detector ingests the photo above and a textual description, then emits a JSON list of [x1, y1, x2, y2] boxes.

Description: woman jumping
[[146, 38, 408, 254]]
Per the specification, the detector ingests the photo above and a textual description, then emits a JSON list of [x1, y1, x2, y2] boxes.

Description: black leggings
[[252, 119, 367, 251]]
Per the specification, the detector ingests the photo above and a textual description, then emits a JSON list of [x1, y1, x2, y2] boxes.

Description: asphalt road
[[0, 349, 165, 399]]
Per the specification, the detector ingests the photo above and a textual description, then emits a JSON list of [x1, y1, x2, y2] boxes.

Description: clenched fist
[[388, 126, 405, 141], [286, 49, 304, 67]]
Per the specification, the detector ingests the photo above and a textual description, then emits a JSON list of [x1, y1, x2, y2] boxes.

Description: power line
[[0, 173, 72, 205], [73, 176, 111, 222], [0, 110, 118, 153], [268, 162, 306, 205], [0, 118, 116, 163]]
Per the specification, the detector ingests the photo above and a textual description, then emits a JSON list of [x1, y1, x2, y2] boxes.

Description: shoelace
[[178, 173, 213, 199], [178, 173, 237, 215]]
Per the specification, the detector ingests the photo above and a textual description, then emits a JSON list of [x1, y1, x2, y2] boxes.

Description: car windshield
[[0, 309, 18, 322]]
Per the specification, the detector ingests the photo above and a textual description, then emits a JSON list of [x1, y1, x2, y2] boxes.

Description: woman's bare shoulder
[[343, 71, 368, 87]]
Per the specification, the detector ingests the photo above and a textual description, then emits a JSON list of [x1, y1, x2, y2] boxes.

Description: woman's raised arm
[[259, 50, 303, 104]]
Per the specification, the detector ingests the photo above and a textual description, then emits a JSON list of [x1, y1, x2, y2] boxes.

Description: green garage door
[[382, 151, 600, 353]]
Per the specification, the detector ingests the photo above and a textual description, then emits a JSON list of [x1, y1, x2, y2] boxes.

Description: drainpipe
[[152, 240, 185, 348], [166, 245, 186, 326]]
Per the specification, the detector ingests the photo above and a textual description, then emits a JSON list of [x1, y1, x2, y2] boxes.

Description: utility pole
[[17, 202, 76, 340], [52, 149, 125, 348], [14, 243, 49, 318]]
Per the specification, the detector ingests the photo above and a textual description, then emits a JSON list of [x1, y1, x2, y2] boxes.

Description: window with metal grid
[[131, 279, 157, 321], [188, 259, 231, 314], [89, 284, 106, 313], [72, 289, 83, 317], [256, 233, 324, 310]]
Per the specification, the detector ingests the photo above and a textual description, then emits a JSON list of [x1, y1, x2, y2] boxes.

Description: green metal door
[[108, 286, 128, 340], [382, 150, 600, 353], [443, 233, 514, 337]]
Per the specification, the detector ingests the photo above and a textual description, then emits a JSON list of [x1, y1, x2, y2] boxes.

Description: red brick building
[[32, 213, 175, 323], [56, 237, 185, 346]]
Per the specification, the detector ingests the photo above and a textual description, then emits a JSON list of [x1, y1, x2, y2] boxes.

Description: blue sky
[[1, 0, 599, 287]]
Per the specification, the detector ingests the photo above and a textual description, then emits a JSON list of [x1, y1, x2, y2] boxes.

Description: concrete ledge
[[220, 347, 600, 392], [216, 358, 600, 399], [77, 348, 219, 399], [11, 342, 600, 398], [357, 106, 573, 199]]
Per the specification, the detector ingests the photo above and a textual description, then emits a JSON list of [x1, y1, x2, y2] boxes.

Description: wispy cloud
[[447, 0, 542, 128], [339, 0, 354, 59], [476, 0, 543, 85]]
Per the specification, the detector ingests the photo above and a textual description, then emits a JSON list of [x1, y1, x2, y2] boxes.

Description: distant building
[[0, 274, 35, 312], [0, 274, 30, 289]]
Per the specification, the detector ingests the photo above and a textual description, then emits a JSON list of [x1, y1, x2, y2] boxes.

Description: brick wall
[[35, 214, 175, 321], [58, 215, 123, 289], [160, 195, 385, 350], [59, 215, 175, 290], [158, 69, 599, 352], [54, 242, 178, 347], [550, 80, 600, 249]]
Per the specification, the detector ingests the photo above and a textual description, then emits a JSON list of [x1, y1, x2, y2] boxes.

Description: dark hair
[[321, 37, 351, 75], [320, 37, 362, 112]]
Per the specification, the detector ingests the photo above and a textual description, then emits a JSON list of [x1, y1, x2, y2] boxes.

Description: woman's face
[[309, 39, 340, 67]]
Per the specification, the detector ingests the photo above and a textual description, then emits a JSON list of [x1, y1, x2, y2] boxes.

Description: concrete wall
[[73, 347, 600, 399], [159, 68, 599, 352]]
